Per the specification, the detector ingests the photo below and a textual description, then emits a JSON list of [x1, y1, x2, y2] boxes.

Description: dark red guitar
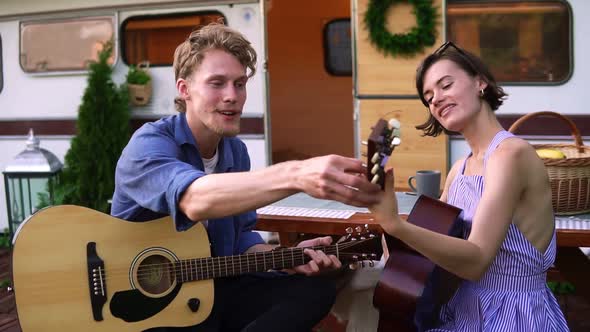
[[374, 196, 464, 332], [365, 119, 465, 332]]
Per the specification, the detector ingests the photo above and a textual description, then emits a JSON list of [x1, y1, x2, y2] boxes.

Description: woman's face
[[422, 59, 485, 133]]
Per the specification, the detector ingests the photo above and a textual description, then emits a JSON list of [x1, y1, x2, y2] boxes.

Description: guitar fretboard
[[173, 245, 339, 282]]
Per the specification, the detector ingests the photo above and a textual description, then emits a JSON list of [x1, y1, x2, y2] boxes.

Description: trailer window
[[20, 17, 115, 73], [447, 0, 572, 84], [121, 12, 225, 66], [324, 18, 352, 76]]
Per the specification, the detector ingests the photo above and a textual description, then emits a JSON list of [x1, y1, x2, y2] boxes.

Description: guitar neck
[[175, 244, 339, 282]]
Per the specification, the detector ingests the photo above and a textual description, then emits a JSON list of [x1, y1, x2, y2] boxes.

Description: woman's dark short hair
[[415, 43, 507, 136]]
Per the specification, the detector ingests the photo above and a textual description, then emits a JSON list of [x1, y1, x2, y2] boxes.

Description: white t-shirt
[[199, 149, 219, 228]]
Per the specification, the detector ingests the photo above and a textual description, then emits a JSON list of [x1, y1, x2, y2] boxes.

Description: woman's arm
[[373, 143, 527, 281]]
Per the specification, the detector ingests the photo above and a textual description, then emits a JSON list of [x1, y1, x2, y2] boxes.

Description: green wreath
[[364, 0, 437, 57]]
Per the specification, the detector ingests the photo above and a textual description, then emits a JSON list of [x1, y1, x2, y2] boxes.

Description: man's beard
[[212, 123, 240, 137]]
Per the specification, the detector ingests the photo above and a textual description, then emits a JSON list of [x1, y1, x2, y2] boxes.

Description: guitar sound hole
[[136, 254, 176, 295]]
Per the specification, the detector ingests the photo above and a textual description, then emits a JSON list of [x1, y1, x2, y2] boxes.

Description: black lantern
[[3, 129, 63, 241]]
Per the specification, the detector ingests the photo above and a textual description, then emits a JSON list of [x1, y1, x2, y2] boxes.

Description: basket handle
[[508, 111, 584, 153]]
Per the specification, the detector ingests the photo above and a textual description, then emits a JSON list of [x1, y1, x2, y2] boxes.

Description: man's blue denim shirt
[[111, 112, 264, 256]]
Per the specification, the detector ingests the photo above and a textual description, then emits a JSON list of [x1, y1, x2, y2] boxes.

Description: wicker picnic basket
[[508, 111, 590, 215]]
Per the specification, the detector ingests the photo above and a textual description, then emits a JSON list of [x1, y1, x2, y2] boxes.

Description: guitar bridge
[[87, 242, 107, 321]]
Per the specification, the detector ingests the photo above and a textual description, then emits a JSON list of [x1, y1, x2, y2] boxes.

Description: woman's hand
[[369, 169, 404, 236]]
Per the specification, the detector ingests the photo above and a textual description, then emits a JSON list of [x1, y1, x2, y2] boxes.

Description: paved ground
[[0, 249, 18, 332]]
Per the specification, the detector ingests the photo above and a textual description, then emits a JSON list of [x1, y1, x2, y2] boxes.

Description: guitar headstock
[[338, 224, 383, 269], [365, 118, 402, 189]]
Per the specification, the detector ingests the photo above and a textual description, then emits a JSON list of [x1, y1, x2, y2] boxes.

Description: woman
[[371, 42, 569, 331]]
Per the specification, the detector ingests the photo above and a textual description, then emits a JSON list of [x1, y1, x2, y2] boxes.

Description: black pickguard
[[110, 283, 182, 322]]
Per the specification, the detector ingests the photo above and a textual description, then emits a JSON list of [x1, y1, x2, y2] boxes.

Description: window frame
[[18, 14, 118, 76], [323, 18, 352, 77], [446, 0, 573, 86], [120, 10, 227, 67], [0, 35, 3, 93]]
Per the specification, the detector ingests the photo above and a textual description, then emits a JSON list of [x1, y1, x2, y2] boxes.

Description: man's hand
[[294, 155, 381, 207], [292, 236, 342, 276]]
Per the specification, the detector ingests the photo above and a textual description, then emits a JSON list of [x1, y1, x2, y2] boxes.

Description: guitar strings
[[93, 240, 374, 282], [16, 254, 374, 296], [18, 246, 376, 293], [98, 240, 363, 275], [12, 242, 374, 294], [113, 242, 363, 280]]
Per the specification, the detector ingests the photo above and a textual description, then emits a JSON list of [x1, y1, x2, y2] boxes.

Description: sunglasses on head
[[433, 41, 478, 74]]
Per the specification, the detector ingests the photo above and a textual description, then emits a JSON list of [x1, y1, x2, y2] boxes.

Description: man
[[111, 23, 380, 331]]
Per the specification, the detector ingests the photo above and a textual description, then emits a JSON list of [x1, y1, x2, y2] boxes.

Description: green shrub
[[0, 228, 10, 248], [547, 281, 575, 295], [38, 40, 130, 213], [0, 279, 10, 290], [126, 65, 151, 85]]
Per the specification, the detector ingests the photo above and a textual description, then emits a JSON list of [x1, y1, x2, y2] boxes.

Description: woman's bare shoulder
[[487, 136, 547, 183]]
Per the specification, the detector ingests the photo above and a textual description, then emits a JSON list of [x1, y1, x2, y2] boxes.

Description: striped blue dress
[[430, 130, 569, 331]]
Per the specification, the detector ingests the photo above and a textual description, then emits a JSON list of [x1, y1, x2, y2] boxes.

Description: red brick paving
[[0, 248, 19, 332]]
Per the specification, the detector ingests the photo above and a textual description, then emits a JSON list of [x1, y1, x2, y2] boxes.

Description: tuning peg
[[368, 260, 375, 267], [361, 140, 368, 146], [345, 227, 353, 234], [371, 174, 380, 184], [388, 118, 401, 129], [371, 152, 380, 164], [354, 226, 363, 233], [391, 137, 401, 147], [371, 163, 380, 175], [349, 263, 358, 270]]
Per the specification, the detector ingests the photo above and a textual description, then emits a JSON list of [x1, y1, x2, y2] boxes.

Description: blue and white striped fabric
[[430, 130, 569, 332]]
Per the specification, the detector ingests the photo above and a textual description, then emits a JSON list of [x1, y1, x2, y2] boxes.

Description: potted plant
[[126, 61, 152, 106]]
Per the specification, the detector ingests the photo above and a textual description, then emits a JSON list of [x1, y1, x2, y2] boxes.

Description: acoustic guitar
[[373, 196, 463, 332], [364, 118, 465, 332], [11, 205, 381, 331]]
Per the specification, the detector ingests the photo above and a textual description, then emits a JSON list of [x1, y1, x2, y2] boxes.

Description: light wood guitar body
[[12, 205, 380, 331], [12, 205, 213, 331]]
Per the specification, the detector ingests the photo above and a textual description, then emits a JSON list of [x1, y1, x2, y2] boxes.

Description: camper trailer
[[0, 0, 273, 233], [353, 0, 588, 191], [0, 0, 588, 233]]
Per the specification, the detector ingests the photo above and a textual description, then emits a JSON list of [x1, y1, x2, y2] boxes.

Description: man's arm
[[180, 154, 381, 222]]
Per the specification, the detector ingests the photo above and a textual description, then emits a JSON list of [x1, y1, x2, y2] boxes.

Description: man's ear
[[176, 78, 190, 100]]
